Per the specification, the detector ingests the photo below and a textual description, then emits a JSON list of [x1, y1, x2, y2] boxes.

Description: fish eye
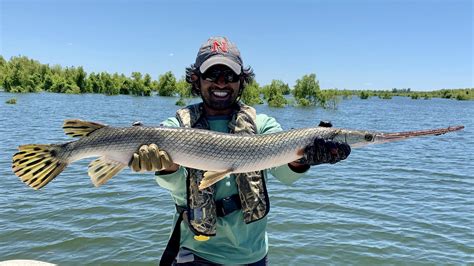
[[364, 134, 374, 141]]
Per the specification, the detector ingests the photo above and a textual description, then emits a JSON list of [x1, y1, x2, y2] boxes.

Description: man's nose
[[214, 75, 227, 87]]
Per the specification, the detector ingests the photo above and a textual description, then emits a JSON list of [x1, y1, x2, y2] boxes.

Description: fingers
[[129, 144, 175, 172], [337, 143, 351, 160], [328, 142, 351, 163], [139, 145, 152, 171], [313, 137, 326, 147], [324, 141, 337, 164], [305, 138, 351, 166], [130, 153, 141, 172], [148, 144, 162, 170], [159, 150, 173, 169]]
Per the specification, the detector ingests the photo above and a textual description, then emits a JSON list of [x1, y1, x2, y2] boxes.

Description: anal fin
[[199, 169, 233, 190], [88, 157, 125, 187]]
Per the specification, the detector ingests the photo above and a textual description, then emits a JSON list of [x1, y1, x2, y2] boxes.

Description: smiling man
[[129, 36, 351, 265]]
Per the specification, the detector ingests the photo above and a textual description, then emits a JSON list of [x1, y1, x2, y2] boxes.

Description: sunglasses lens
[[202, 69, 239, 83]]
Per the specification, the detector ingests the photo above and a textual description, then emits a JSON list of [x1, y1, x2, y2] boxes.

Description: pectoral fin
[[199, 169, 233, 190], [88, 157, 126, 187]]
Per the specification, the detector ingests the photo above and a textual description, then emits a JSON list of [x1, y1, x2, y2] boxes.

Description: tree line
[[1, 55, 472, 108], [0, 55, 190, 97], [340, 88, 473, 101]]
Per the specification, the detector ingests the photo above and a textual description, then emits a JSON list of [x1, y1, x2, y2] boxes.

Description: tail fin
[[12, 144, 68, 190]]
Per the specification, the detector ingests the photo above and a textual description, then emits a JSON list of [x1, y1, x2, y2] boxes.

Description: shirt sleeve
[[154, 117, 187, 203], [155, 166, 187, 205], [256, 114, 308, 185], [159, 117, 180, 127]]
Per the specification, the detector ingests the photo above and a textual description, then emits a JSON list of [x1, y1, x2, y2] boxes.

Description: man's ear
[[191, 74, 199, 82]]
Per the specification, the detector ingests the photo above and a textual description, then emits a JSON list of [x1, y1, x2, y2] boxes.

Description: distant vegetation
[[5, 98, 16, 104], [341, 88, 474, 101], [1, 55, 472, 109]]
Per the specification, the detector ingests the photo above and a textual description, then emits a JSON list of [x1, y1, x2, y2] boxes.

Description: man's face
[[199, 65, 241, 111]]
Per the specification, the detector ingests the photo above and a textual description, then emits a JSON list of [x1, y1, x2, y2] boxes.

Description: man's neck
[[203, 103, 235, 116]]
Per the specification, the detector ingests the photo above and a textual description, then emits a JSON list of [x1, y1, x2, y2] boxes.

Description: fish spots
[[95, 165, 105, 173], [63, 126, 90, 129], [25, 158, 43, 167], [19, 158, 30, 165], [22, 168, 32, 175], [24, 153, 36, 158], [32, 164, 48, 177], [97, 173, 107, 182]]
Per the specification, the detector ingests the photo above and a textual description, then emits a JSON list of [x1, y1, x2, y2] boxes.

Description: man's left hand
[[299, 138, 351, 166]]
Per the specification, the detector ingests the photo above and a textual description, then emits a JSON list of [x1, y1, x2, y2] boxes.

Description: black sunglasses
[[201, 68, 241, 84]]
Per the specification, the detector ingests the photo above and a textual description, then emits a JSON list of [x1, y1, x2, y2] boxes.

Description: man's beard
[[201, 87, 240, 110]]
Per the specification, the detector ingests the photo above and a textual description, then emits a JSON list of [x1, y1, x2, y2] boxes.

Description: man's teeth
[[212, 91, 229, 97]]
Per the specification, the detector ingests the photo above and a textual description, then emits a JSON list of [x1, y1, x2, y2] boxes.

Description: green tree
[[359, 91, 371, 99], [0, 55, 6, 89], [86, 72, 103, 93], [379, 92, 392, 99], [320, 89, 341, 109], [49, 73, 67, 93], [119, 74, 131, 95], [3, 56, 43, 92], [264, 80, 287, 107], [175, 77, 192, 106], [75, 66, 87, 93], [241, 80, 262, 106], [130, 72, 145, 96], [176, 77, 192, 98], [42, 73, 53, 91], [157, 71, 177, 96], [143, 73, 153, 93], [261, 80, 288, 100], [100, 72, 120, 95], [293, 73, 321, 106]]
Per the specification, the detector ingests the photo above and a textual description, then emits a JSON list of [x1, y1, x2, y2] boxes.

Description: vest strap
[[175, 194, 242, 219], [160, 196, 243, 264], [159, 211, 184, 266]]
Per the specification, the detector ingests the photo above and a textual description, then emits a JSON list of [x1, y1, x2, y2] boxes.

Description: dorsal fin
[[63, 119, 107, 138]]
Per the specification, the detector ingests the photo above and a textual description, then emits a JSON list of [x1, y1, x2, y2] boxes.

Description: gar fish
[[12, 119, 464, 190]]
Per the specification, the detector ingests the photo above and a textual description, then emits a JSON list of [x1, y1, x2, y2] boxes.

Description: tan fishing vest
[[175, 102, 270, 236]]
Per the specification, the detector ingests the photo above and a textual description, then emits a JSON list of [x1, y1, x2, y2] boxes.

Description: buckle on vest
[[216, 194, 241, 217]]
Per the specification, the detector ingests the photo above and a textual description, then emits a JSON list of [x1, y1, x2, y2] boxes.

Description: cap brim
[[199, 56, 242, 75]]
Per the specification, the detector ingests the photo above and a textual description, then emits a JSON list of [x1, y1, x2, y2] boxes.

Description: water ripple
[[1, 93, 473, 264]]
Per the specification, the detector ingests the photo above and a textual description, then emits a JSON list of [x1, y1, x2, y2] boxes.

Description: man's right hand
[[129, 144, 177, 172]]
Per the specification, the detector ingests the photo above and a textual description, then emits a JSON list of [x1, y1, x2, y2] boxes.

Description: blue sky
[[1, 0, 472, 90]]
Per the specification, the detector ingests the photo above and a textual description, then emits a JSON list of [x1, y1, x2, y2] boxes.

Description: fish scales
[[60, 126, 329, 174], [11, 119, 463, 190]]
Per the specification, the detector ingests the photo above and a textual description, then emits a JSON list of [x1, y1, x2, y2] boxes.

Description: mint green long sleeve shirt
[[155, 114, 307, 264]]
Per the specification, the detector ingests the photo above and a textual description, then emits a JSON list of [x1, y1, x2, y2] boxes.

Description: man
[[130, 36, 351, 265]]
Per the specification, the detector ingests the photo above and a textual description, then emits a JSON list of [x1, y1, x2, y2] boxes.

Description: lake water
[[0, 92, 472, 265]]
